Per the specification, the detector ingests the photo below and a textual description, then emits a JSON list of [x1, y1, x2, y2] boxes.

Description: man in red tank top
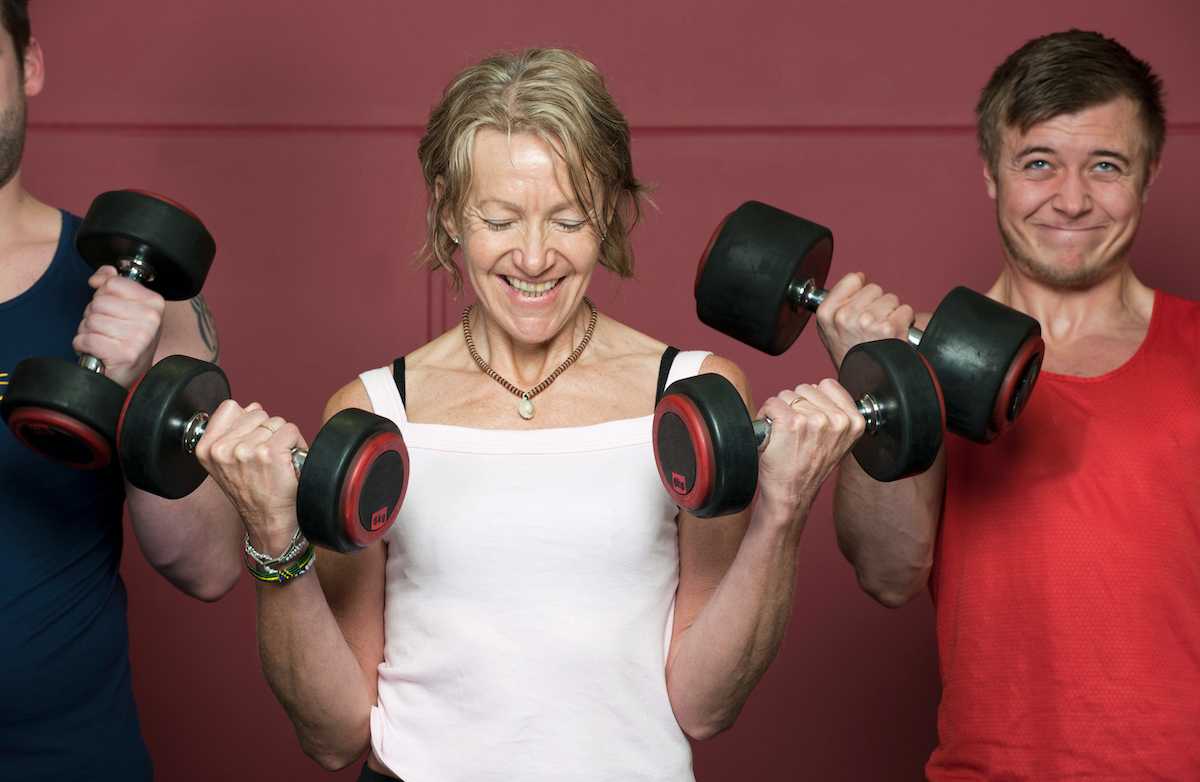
[[815, 31, 1200, 779]]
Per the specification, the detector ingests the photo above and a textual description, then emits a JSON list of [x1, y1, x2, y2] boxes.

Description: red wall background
[[21, 1, 1200, 779]]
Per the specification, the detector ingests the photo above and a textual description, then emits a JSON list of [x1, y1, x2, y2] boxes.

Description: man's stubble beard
[[996, 208, 1138, 290], [0, 90, 26, 191]]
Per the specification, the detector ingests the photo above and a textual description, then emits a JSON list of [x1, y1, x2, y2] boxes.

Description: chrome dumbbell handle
[[182, 411, 307, 474], [856, 392, 881, 435], [753, 418, 772, 452]]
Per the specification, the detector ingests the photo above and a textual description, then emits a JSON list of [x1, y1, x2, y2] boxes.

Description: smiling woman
[[450, 128, 606, 400], [419, 49, 646, 288], [194, 46, 867, 782]]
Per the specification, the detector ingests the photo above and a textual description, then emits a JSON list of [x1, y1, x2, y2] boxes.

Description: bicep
[[670, 506, 750, 657], [668, 352, 754, 654], [317, 541, 388, 699], [155, 294, 219, 363], [315, 381, 386, 684]]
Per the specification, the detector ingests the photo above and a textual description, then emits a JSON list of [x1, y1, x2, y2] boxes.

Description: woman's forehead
[[467, 130, 582, 206], [472, 129, 562, 175]]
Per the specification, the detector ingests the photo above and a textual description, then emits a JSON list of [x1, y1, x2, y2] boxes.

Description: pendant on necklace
[[518, 394, 535, 420]]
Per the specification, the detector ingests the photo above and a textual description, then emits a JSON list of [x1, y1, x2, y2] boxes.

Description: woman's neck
[[465, 299, 596, 389]]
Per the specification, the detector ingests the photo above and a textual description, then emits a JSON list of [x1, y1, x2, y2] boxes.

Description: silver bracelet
[[244, 527, 307, 569]]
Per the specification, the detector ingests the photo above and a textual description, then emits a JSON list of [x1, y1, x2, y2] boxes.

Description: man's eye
[[1026, 160, 1049, 170]]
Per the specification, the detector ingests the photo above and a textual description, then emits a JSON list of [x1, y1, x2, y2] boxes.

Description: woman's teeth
[[506, 277, 559, 297]]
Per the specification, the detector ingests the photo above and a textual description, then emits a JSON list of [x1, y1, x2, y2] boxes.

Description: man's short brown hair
[[975, 30, 1165, 177], [0, 0, 30, 69]]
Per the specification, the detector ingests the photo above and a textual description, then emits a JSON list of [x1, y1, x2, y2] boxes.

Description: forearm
[[256, 570, 377, 770], [665, 497, 804, 740], [832, 453, 943, 607], [188, 389, 384, 768], [125, 477, 242, 601]]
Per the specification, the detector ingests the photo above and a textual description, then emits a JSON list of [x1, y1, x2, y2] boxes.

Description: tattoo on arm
[[190, 294, 220, 363]]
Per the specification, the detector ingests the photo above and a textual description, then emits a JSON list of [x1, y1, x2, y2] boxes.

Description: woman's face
[[451, 129, 603, 347]]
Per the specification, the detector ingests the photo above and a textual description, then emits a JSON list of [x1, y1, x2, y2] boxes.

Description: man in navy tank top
[[0, 3, 242, 779], [817, 30, 1200, 779]]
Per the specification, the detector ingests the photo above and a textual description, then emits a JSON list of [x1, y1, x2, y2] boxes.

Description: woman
[[197, 48, 863, 781]]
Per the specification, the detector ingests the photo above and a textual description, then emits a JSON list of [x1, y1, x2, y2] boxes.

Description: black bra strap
[[655, 347, 681, 406], [391, 356, 406, 409]]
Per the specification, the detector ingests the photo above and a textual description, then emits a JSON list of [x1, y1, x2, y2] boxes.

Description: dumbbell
[[653, 339, 945, 518], [694, 200, 1044, 443], [116, 355, 408, 554], [0, 190, 216, 468]]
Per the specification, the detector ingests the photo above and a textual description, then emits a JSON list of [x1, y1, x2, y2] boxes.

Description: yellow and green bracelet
[[245, 543, 316, 583]]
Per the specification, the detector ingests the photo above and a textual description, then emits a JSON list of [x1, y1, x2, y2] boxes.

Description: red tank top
[[928, 291, 1200, 780]]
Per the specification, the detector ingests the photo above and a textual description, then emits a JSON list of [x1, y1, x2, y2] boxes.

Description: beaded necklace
[[462, 297, 598, 420]]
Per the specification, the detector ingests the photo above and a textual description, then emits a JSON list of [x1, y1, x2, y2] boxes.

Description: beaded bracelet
[[244, 528, 306, 569], [245, 543, 316, 584]]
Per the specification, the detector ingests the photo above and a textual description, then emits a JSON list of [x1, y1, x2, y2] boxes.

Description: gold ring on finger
[[789, 397, 807, 410]]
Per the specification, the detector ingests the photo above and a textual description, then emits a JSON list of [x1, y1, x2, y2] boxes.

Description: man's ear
[[22, 38, 44, 98], [983, 161, 998, 201], [1141, 155, 1163, 203]]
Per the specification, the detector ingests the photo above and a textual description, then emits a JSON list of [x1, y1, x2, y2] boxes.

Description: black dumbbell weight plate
[[117, 355, 231, 499], [76, 190, 216, 301], [840, 340, 945, 482], [296, 408, 409, 554], [653, 373, 759, 519], [0, 356, 126, 468], [917, 287, 1044, 443], [695, 201, 832, 355]]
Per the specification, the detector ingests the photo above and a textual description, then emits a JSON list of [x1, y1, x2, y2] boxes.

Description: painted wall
[[22, 1, 1199, 779]]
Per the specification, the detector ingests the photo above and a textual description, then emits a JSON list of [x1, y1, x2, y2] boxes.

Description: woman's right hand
[[193, 399, 309, 556]]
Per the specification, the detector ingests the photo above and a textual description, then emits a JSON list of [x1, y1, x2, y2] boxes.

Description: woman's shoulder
[[683, 354, 753, 412], [322, 340, 454, 424], [588, 313, 669, 362], [591, 315, 752, 409], [697, 353, 750, 388], [324, 377, 373, 422]]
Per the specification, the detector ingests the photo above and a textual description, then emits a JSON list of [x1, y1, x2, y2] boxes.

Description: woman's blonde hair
[[417, 47, 651, 293]]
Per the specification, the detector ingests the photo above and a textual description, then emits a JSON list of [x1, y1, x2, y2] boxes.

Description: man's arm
[[815, 271, 945, 606], [129, 292, 241, 600], [833, 449, 944, 607], [75, 268, 241, 601]]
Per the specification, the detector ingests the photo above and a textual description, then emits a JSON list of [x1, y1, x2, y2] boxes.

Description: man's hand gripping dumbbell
[[695, 201, 1044, 443]]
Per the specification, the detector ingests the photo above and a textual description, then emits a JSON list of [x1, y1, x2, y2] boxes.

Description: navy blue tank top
[[0, 211, 152, 780]]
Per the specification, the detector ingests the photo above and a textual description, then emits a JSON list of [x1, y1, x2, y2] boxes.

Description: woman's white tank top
[[358, 350, 709, 781]]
